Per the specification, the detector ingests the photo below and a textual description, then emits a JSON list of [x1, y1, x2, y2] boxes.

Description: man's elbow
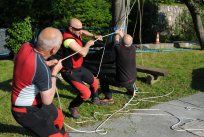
[[40, 91, 54, 105]]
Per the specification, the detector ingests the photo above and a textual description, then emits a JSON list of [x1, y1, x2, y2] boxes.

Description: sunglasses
[[70, 26, 84, 31]]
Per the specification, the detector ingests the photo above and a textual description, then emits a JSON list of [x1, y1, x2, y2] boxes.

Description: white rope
[[166, 111, 204, 137], [132, 4, 139, 37], [171, 118, 204, 132], [137, 0, 146, 74], [63, 122, 107, 134], [137, 89, 174, 101], [72, 87, 175, 126], [116, 0, 137, 29], [96, 30, 111, 78], [93, 85, 138, 133], [94, 32, 116, 43], [56, 87, 62, 109]]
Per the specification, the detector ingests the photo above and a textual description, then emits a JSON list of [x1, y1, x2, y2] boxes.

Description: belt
[[12, 107, 27, 113], [12, 105, 42, 113]]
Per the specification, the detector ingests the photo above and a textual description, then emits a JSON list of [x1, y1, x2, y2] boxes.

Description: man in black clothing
[[99, 29, 137, 104]]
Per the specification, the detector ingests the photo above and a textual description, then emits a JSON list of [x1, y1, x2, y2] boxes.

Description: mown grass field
[[0, 50, 204, 136]]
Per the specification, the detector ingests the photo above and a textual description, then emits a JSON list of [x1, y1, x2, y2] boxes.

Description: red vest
[[63, 32, 83, 69]]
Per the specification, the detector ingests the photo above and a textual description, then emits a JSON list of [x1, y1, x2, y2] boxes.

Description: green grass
[[1, 50, 204, 136]]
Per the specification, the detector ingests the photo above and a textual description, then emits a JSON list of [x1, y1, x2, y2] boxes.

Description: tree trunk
[[112, 0, 129, 34], [183, 0, 204, 50]]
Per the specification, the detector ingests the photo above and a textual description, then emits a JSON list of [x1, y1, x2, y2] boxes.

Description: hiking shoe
[[100, 98, 114, 104], [92, 98, 101, 105], [92, 98, 107, 105], [69, 107, 80, 119]]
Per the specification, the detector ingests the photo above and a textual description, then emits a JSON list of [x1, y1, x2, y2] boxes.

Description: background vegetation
[[6, 17, 32, 54], [1, 0, 204, 53]]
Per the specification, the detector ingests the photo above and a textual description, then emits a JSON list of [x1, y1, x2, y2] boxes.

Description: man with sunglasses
[[61, 18, 103, 119]]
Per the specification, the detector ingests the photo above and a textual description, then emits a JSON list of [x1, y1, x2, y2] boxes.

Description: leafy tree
[[0, 0, 112, 34], [0, 0, 34, 28], [183, 0, 204, 49], [6, 17, 32, 54], [63, 0, 112, 34], [2, 0, 112, 53], [172, 9, 197, 41]]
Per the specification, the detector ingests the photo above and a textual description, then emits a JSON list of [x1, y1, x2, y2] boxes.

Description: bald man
[[11, 27, 68, 137], [99, 29, 137, 104], [61, 18, 103, 119]]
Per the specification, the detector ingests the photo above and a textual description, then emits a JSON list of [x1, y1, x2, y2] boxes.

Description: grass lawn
[[0, 50, 204, 136]]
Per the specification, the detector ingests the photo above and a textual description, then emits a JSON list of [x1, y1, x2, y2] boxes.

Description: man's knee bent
[[91, 77, 98, 92], [54, 108, 64, 130]]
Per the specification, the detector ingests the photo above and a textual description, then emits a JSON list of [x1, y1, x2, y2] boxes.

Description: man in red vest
[[61, 18, 103, 119]]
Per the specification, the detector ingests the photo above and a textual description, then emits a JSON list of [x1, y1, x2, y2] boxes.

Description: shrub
[[6, 17, 32, 54], [171, 10, 197, 41]]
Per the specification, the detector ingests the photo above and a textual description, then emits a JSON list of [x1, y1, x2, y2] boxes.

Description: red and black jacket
[[62, 31, 84, 69]]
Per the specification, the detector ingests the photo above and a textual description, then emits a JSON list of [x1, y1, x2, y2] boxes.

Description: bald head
[[123, 34, 133, 47], [69, 18, 82, 29], [36, 27, 63, 52]]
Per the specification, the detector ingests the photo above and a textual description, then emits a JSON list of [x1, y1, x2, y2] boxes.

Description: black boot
[[90, 87, 103, 105], [68, 95, 84, 119]]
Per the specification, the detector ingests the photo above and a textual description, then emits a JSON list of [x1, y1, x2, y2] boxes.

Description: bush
[[6, 17, 32, 54], [52, 0, 112, 35], [171, 9, 197, 41]]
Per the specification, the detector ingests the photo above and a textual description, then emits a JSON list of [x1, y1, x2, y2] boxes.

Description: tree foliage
[[173, 9, 197, 41], [128, 0, 168, 43], [52, 0, 112, 35], [0, 0, 111, 31], [6, 17, 32, 54], [1, 0, 112, 53]]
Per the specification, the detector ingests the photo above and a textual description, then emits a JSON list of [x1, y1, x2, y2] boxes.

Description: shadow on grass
[[57, 79, 78, 93], [0, 123, 31, 136], [0, 79, 12, 92], [136, 76, 147, 84], [62, 111, 72, 118], [56, 93, 75, 100], [56, 79, 78, 100], [191, 68, 204, 92], [112, 89, 127, 95]]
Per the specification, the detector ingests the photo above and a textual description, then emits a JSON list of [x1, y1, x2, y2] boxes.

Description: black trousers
[[12, 103, 65, 137], [61, 66, 99, 108], [100, 74, 135, 99]]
